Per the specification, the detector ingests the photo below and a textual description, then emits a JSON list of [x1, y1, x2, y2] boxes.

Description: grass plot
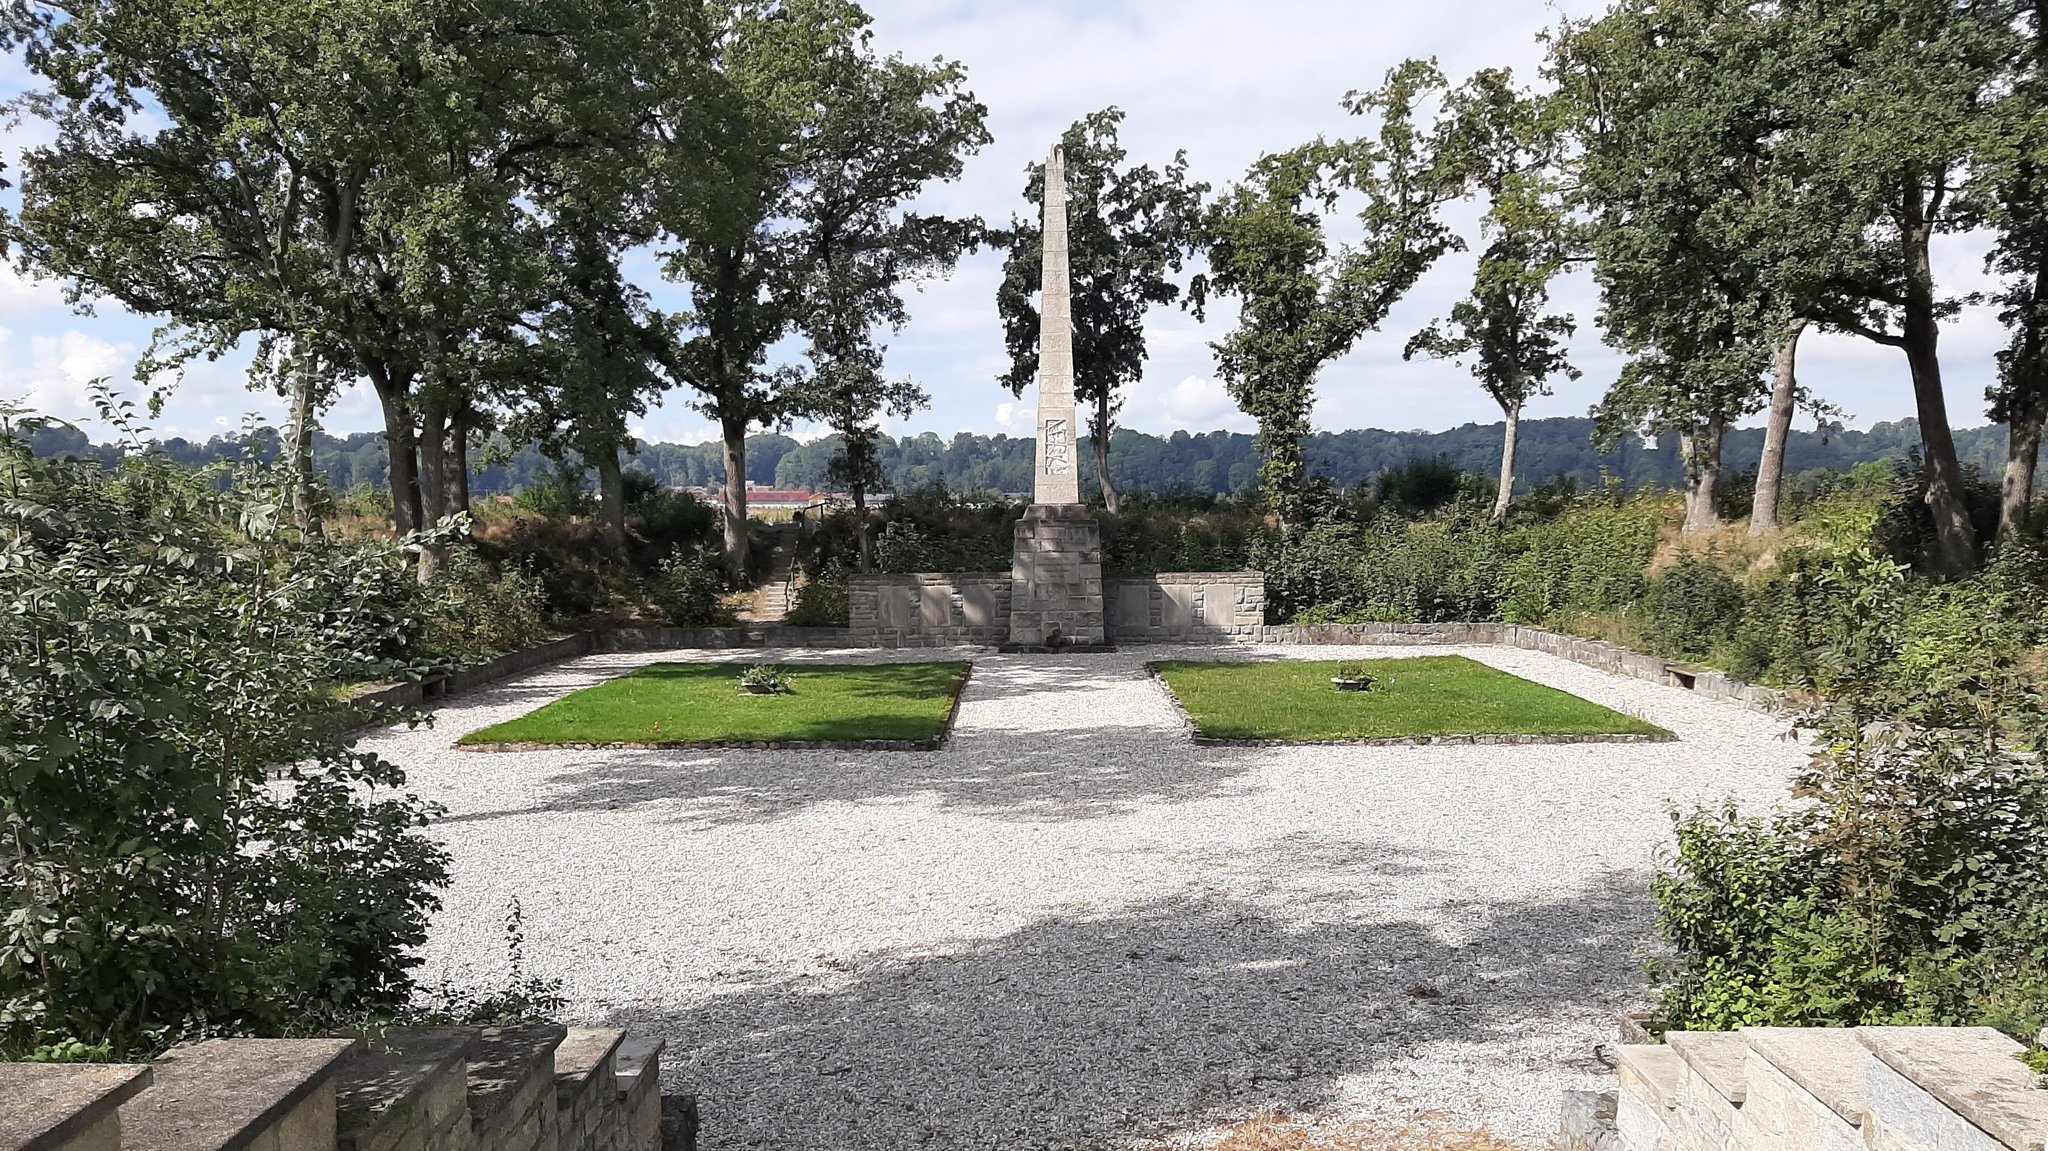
[[1150, 655, 1668, 743]]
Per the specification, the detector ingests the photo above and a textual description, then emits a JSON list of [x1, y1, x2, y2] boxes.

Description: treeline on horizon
[[23, 415, 2004, 501]]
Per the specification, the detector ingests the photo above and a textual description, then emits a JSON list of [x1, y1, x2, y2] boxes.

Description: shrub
[[1637, 557, 1746, 660], [417, 549, 551, 664], [1651, 714, 2048, 1042], [473, 512, 638, 618], [0, 419, 448, 1058], [786, 562, 850, 627], [654, 548, 733, 627], [1499, 497, 1662, 623]]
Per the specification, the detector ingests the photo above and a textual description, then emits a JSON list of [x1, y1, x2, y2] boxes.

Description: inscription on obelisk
[[1034, 144, 1082, 505]]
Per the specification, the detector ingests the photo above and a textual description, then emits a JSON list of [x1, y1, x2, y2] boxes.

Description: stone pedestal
[[1008, 504, 1106, 648]]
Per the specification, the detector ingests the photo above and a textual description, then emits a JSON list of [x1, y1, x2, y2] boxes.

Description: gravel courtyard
[[363, 644, 1807, 1150]]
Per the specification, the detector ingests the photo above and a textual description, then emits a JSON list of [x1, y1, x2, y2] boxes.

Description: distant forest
[[22, 416, 2012, 501]]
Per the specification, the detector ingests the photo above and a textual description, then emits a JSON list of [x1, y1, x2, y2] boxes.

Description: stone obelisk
[[1009, 144, 1107, 649]]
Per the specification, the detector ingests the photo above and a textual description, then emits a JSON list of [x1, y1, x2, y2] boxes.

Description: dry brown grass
[[1162, 1114, 1540, 1151]]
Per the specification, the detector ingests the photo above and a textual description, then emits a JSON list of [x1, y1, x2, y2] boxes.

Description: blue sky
[[0, 0, 2010, 445]]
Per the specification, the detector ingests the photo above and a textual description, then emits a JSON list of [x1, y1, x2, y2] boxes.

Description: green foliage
[[1637, 557, 1747, 660], [653, 549, 733, 628], [401, 900, 565, 1028], [738, 665, 793, 693], [417, 550, 552, 665], [1652, 715, 2048, 1042], [785, 563, 851, 627], [0, 421, 447, 1059], [1498, 497, 1662, 623]]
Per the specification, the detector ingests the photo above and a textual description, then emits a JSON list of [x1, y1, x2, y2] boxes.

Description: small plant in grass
[[739, 664, 793, 694], [1332, 660, 1377, 692]]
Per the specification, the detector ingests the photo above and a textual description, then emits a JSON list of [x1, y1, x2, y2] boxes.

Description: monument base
[[1008, 503, 1107, 649]]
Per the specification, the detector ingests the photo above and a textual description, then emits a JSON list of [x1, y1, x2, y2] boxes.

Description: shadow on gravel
[[602, 862, 1647, 1151]]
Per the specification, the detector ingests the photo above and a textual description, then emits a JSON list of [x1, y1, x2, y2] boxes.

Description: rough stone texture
[[120, 1038, 355, 1151], [1104, 574, 1264, 643], [1863, 1055, 2010, 1151], [1735, 1052, 1863, 1151], [613, 1038, 666, 1151], [1741, 1028, 1869, 1128], [1009, 504, 1105, 647], [1857, 1027, 2046, 1151], [1561, 1090, 1619, 1151], [1615, 1046, 1680, 1151], [366, 641, 1807, 1148], [848, 575, 1012, 648], [333, 1028, 476, 1151], [553, 1028, 624, 1151], [1665, 1031, 1749, 1106], [0, 1064, 152, 1151], [1031, 143, 1081, 506], [467, 1026, 566, 1151]]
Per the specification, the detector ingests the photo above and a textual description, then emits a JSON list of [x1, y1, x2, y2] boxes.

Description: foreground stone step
[[120, 1038, 357, 1151], [465, 1026, 566, 1151], [333, 1028, 477, 1151], [0, 1064, 153, 1151]]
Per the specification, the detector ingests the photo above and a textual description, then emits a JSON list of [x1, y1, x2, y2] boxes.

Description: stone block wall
[[3, 1029, 668, 1151], [1009, 505, 1106, 646], [1568, 1025, 2048, 1151], [1105, 573, 1265, 642], [848, 574, 1015, 648]]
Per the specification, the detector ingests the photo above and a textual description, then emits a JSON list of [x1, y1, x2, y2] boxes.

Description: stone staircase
[[740, 526, 801, 623], [2, 1025, 674, 1151], [1569, 1024, 2048, 1150]]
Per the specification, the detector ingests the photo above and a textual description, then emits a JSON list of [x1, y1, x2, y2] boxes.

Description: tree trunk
[[448, 410, 471, 518], [1681, 414, 1727, 534], [286, 348, 322, 536], [1492, 400, 1520, 526], [1900, 213, 1978, 573], [373, 379, 422, 541], [721, 413, 750, 582], [2002, 406, 2043, 544], [415, 399, 450, 582], [1751, 318, 1808, 535], [595, 444, 626, 557], [1092, 391, 1120, 515]]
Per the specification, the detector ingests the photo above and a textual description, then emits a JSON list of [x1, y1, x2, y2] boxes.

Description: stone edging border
[[452, 664, 974, 754], [1143, 661, 1679, 748]]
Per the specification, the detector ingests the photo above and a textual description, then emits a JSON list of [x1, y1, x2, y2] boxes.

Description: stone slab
[[553, 1027, 625, 1104], [1864, 1052, 2010, 1151], [121, 1038, 357, 1151], [1666, 1030, 1750, 1105], [466, 1024, 566, 1128], [1744, 1026, 1871, 1126], [1617, 1044, 1684, 1113], [332, 1027, 476, 1151], [0, 1064, 153, 1151], [1859, 1027, 2046, 1151], [613, 1035, 666, 1100]]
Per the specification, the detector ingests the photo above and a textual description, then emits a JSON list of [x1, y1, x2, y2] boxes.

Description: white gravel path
[[362, 643, 1807, 1150]]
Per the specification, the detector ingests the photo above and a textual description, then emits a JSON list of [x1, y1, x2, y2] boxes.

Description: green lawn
[[1150, 655, 1669, 742], [459, 661, 972, 747]]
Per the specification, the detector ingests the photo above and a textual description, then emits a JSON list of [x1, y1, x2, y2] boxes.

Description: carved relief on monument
[[1042, 417, 1072, 475]]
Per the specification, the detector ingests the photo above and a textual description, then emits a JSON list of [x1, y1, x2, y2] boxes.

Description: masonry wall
[[1105, 573, 1265, 642], [848, 573, 1016, 648], [1567, 1025, 2048, 1151], [2, 1028, 671, 1151]]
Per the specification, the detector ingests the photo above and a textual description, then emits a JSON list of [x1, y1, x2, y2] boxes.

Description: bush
[[786, 562, 850, 627], [1637, 557, 1747, 660], [1652, 714, 2048, 1041], [654, 548, 733, 627], [1499, 497, 1662, 623], [0, 422, 448, 1058], [473, 512, 638, 618], [417, 549, 552, 664]]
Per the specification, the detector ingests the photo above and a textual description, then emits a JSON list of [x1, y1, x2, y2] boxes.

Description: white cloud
[[994, 400, 1017, 429], [0, 328, 131, 424]]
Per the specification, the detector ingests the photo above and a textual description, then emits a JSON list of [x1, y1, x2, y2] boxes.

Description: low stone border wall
[[598, 624, 855, 650], [3, 1026, 672, 1151], [1568, 1024, 2048, 1151], [847, 573, 1013, 648]]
